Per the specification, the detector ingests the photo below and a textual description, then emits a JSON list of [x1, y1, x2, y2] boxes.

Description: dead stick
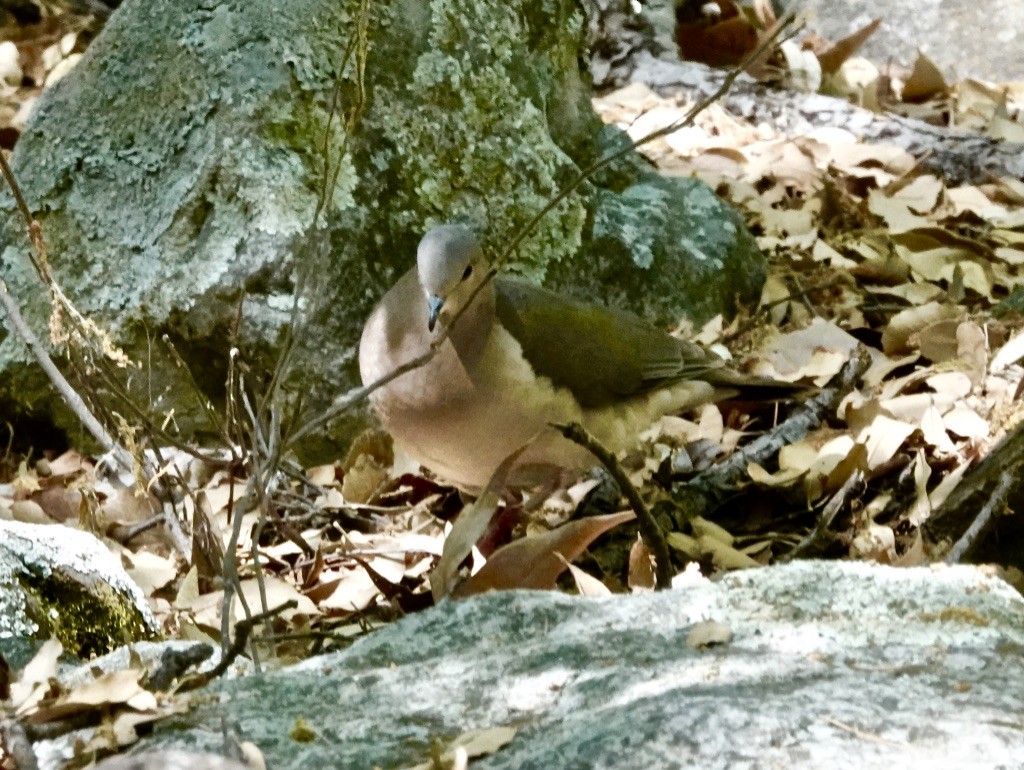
[[553, 421, 673, 590], [945, 470, 1013, 563], [688, 349, 869, 494], [0, 280, 134, 474], [176, 599, 298, 693]]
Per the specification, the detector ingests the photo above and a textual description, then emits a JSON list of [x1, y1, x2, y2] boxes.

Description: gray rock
[[58, 640, 220, 689], [58, 561, 1024, 770], [0, 520, 158, 658], [95, 753, 250, 770], [800, 0, 1024, 82], [0, 0, 763, 459]]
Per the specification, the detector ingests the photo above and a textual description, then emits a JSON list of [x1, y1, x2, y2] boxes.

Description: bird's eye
[[462, 265, 473, 281]]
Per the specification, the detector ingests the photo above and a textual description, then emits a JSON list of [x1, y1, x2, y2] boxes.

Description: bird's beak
[[427, 295, 445, 332]]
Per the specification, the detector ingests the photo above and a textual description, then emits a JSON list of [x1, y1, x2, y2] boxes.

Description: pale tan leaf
[[864, 282, 943, 305], [857, 415, 916, 471], [991, 328, 1024, 372], [174, 565, 200, 609], [685, 620, 733, 649], [11, 639, 62, 710], [869, 190, 930, 233], [882, 302, 964, 355], [942, 406, 989, 439], [920, 404, 957, 453], [751, 318, 860, 383], [902, 52, 948, 102], [27, 670, 154, 724], [667, 531, 700, 558], [305, 464, 338, 487], [318, 560, 404, 612], [747, 461, 805, 487], [699, 536, 760, 570], [557, 555, 611, 597], [957, 322, 988, 386], [690, 516, 735, 546], [926, 371, 974, 398], [811, 238, 857, 268], [946, 185, 1006, 219], [123, 550, 178, 596], [862, 352, 920, 389], [46, 450, 88, 478], [816, 18, 881, 74], [917, 319, 962, 363], [891, 174, 944, 213], [236, 576, 318, 618], [341, 453, 387, 504]]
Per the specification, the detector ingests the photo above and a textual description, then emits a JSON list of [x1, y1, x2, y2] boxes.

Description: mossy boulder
[[0, 0, 764, 459], [0, 520, 158, 658]]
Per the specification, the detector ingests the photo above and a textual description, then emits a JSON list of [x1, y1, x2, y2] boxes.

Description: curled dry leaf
[[452, 511, 635, 598], [881, 302, 964, 356], [10, 638, 62, 711], [750, 318, 860, 384]]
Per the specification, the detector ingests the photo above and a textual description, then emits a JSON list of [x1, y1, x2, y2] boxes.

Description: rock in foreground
[[94, 561, 1024, 769]]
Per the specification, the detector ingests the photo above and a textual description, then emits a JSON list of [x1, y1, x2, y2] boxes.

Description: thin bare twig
[[687, 349, 869, 494], [553, 421, 673, 590], [782, 470, 863, 562], [0, 280, 134, 473], [945, 470, 1013, 564]]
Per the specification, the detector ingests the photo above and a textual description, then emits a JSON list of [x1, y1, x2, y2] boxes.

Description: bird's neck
[[445, 280, 495, 364]]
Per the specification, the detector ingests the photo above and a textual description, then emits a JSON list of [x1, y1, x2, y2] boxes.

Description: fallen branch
[[672, 350, 869, 517], [944, 470, 1013, 564]]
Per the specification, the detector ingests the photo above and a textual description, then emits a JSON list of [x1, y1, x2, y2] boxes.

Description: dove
[[359, 224, 790, 492]]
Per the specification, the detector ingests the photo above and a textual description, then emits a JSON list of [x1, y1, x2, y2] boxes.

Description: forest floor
[[2, 0, 1024, 681]]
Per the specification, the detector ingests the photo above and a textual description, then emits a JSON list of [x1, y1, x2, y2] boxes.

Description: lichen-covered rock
[[0, 0, 764, 458], [52, 562, 1024, 770], [0, 520, 158, 658]]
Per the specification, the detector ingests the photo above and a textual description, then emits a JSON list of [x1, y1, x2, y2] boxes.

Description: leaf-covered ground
[[3, 4, 1024, 760]]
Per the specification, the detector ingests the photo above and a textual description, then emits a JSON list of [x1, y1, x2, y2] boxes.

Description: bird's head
[[416, 224, 487, 332]]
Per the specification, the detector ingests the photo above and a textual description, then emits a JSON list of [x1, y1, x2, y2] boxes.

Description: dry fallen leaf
[[430, 443, 531, 601], [453, 511, 635, 597], [557, 554, 612, 597], [686, 620, 733, 649], [627, 535, 656, 592]]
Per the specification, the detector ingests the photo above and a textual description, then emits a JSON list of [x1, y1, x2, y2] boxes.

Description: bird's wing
[[494, 277, 726, 409]]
